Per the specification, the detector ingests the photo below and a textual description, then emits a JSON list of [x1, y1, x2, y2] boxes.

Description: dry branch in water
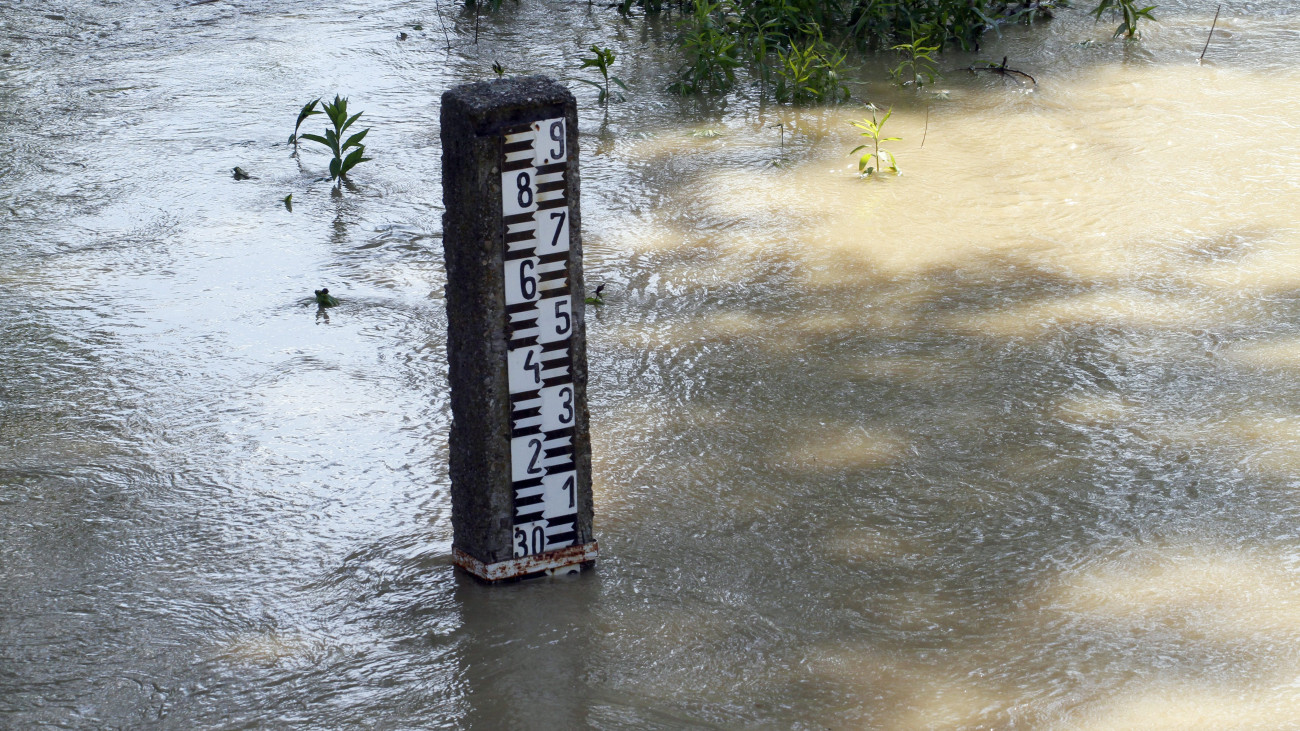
[[965, 56, 1036, 85]]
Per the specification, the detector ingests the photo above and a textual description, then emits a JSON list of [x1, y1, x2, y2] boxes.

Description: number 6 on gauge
[[505, 257, 541, 305]]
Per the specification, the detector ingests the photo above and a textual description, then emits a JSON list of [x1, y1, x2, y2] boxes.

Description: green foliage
[[314, 288, 340, 307], [1091, 0, 1155, 38], [298, 95, 372, 188], [849, 105, 900, 176], [578, 45, 628, 104], [492, 60, 506, 77], [638, 0, 1068, 99], [891, 33, 940, 88], [773, 25, 849, 103], [670, 0, 741, 94]]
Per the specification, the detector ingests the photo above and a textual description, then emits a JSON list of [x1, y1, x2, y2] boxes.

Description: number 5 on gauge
[[537, 296, 572, 343]]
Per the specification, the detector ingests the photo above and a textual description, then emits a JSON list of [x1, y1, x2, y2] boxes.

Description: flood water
[[4, 0, 1300, 727]]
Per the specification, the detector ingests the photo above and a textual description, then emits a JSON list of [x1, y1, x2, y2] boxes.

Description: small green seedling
[[1091, 0, 1156, 39], [298, 95, 372, 188], [289, 98, 322, 148], [283, 194, 293, 211], [891, 34, 940, 88], [315, 288, 339, 307], [584, 284, 605, 305], [578, 45, 627, 104], [492, 60, 506, 77], [849, 106, 901, 176]]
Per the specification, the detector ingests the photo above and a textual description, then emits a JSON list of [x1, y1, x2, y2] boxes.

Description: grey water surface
[[5, 0, 1300, 728]]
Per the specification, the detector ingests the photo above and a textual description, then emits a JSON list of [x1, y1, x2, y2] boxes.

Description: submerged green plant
[[578, 45, 627, 104], [298, 95, 372, 188], [1091, 0, 1156, 39], [671, 0, 741, 94], [891, 33, 941, 88], [849, 106, 901, 176], [773, 25, 849, 104], [314, 288, 339, 307]]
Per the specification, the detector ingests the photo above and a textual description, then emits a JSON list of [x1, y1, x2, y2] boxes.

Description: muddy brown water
[[4, 0, 1300, 727]]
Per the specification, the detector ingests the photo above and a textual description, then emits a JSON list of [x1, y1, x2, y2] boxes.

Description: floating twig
[[965, 56, 1036, 86], [921, 106, 929, 149], [1200, 4, 1221, 62]]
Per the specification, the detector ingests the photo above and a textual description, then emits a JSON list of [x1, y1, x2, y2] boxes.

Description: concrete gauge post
[[441, 77, 598, 581]]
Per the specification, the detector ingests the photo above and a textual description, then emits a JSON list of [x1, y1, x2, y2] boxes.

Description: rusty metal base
[[453, 542, 598, 582]]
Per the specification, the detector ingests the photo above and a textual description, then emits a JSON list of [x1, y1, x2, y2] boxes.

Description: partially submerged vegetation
[[456, 0, 1158, 104], [1090, 0, 1156, 39], [849, 105, 901, 176], [577, 45, 627, 105], [295, 95, 373, 191], [651, 0, 1071, 99]]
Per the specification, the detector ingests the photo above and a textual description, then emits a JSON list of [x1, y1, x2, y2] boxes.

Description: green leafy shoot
[[1091, 0, 1156, 39], [298, 95, 373, 188], [772, 24, 849, 104], [671, 0, 741, 95], [492, 60, 506, 77], [578, 45, 627, 104], [289, 98, 322, 147], [315, 288, 339, 307], [891, 33, 941, 88], [849, 106, 901, 176]]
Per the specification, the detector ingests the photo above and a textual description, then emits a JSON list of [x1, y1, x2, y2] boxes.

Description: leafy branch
[[577, 45, 627, 105], [297, 95, 372, 189]]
